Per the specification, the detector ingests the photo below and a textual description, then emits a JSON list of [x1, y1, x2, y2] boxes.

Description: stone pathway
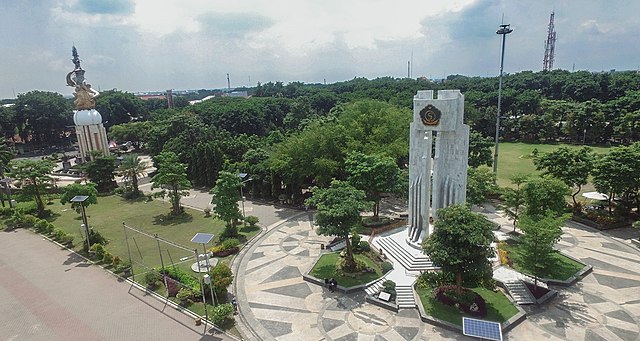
[[234, 206, 640, 340]]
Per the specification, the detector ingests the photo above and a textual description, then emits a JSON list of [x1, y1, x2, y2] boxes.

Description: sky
[[1, 0, 639, 99]]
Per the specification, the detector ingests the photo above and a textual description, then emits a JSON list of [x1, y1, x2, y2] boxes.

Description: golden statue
[[66, 46, 100, 110]]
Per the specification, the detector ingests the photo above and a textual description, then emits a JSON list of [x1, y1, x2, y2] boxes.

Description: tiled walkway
[[234, 207, 640, 340]]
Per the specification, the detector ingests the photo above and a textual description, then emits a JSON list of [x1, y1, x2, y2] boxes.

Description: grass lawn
[[309, 252, 384, 287], [44, 195, 259, 272], [504, 242, 585, 281], [415, 285, 519, 326], [495, 142, 611, 188]]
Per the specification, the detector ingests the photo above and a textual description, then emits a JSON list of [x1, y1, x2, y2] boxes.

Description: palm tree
[[0, 144, 15, 207], [117, 154, 147, 198]]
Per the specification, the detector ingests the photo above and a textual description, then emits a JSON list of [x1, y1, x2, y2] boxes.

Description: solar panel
[[190, 233, 215, 244], [462, 317, 502, 341]]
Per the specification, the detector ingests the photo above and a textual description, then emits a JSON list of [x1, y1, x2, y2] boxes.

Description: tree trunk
[[572, 185, 581, 208], [132, 174, 139, 194], [373, 201, 379, 219], [343, 235, 357, 272], [456, 272, 463, 294]]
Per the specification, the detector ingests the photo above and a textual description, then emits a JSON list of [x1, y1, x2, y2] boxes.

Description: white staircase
[[504, 280, 535, 305], [365, 277, 386, 296], [395, 285, 416, 309], [327, 239, 346, 251], [376, 236, 438, 272]]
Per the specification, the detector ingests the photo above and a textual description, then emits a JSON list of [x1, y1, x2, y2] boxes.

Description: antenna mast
[[543, 12, 557, 71]]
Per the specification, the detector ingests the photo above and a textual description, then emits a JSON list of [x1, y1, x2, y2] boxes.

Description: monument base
[[405, 224, 434, 250]]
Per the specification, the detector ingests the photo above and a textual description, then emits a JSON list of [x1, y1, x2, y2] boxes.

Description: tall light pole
[[237, 173, 253, 227], [70, 195, 91, 251], [493, 23, 513, 183]]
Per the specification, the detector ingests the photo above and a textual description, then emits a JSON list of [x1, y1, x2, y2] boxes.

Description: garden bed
[[306, 251, 391, 290], [572, 214, 632, 230], [415, 285, 520, 328], [500, 240, 586, 282]]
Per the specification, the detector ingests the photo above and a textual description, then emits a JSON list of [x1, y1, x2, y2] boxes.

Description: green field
[[495, 142, 612, 188], [44, 195, 258, 271]]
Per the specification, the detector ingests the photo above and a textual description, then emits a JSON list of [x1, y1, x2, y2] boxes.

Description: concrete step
[[504, 280, 535, 305], [376, 237, 438, 272], [396, 286, 416, 309], [365, 277, 386, 296], [328, 240, 346, 251]]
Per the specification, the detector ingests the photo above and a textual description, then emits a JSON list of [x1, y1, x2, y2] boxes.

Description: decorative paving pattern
[[235, 210, 640, 340]]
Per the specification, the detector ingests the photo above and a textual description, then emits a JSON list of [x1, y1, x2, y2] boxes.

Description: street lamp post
[[237, 173, 253, 227], [191, 233, 215, 328], [70, 195, 91, 251], [493, 23, 513, 183]]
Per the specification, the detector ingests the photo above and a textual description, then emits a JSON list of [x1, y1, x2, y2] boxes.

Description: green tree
[[60, 182, 98, 209], [522, 178, 570, 217], [108, 121, 151, 149], [467, 131, 493, 168], [345, 152, 400, 219], [84, 156, 117, 193], [502, 174, 528, 232], [534, 147, 594, 208], [0, 144, 15, 207], [516, 212, 566, 287], [208, 263, 234, 296], [13, 90, 73, 145], [423, 204, 495, 294], [592, 143, 640, 213], [466, 167, 496, 206], [8, 159, 54, 217], [117, 154, 147, 198], [210, 171, 242, 227], [95, 90, 145, 127], [306, 180, 370, 272], [151, 152, 191, 215]]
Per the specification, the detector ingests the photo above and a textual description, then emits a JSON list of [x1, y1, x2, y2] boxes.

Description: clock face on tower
[[420, 104, 441, 126]]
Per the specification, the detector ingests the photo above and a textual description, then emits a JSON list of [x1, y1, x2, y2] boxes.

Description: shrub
[[90, 243, 106, 259], [88, 229, 107, 245], [222, 238, 240, 249], [351, 231, 361, 248], [381, 261, 393, 274], [158, 267, 201, 296], [34, 219, 50, 233], [60, 234, 74, 246], [382, 280, 396, 298], [102, 251, 114, 264], [210, 303, 234, 325], [0, 207, 13, 217], [245, 215, 259, 227], [114, 261, 131, 274], [5, 210, 26, 229], [112, 256, 121, 267], [209, 264, 234, 295], [359, 241, 371, 252], [176, 287, 194, 303], [219, 225, 238, 241], [144, 271, 163, 288], [53, 228, 67, 242], [44, 222, 55, 235], [433, 285, 488, 318], [203, 208, 212, 217]]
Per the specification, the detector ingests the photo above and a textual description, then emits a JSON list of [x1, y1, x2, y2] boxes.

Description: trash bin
[[320, 244, 325, 250]]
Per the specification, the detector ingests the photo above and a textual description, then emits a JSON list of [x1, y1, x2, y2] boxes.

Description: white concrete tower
[[407, 90, 469, 248]]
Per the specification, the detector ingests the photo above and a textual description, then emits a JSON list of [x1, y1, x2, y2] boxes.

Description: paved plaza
[[0, 229, 233, 341], [232, 203, 640, 340]]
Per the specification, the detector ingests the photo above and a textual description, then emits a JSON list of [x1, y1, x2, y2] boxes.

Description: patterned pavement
[[234, 209, 640, 341]]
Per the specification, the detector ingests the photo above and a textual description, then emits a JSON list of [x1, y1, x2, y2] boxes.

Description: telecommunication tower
[[543, 12, 557, 71]]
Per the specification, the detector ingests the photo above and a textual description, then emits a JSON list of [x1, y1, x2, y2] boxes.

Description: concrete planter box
[[543, 251, 592, 287], [571, 215, 631, 230], [413, 284, 527, 334]]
